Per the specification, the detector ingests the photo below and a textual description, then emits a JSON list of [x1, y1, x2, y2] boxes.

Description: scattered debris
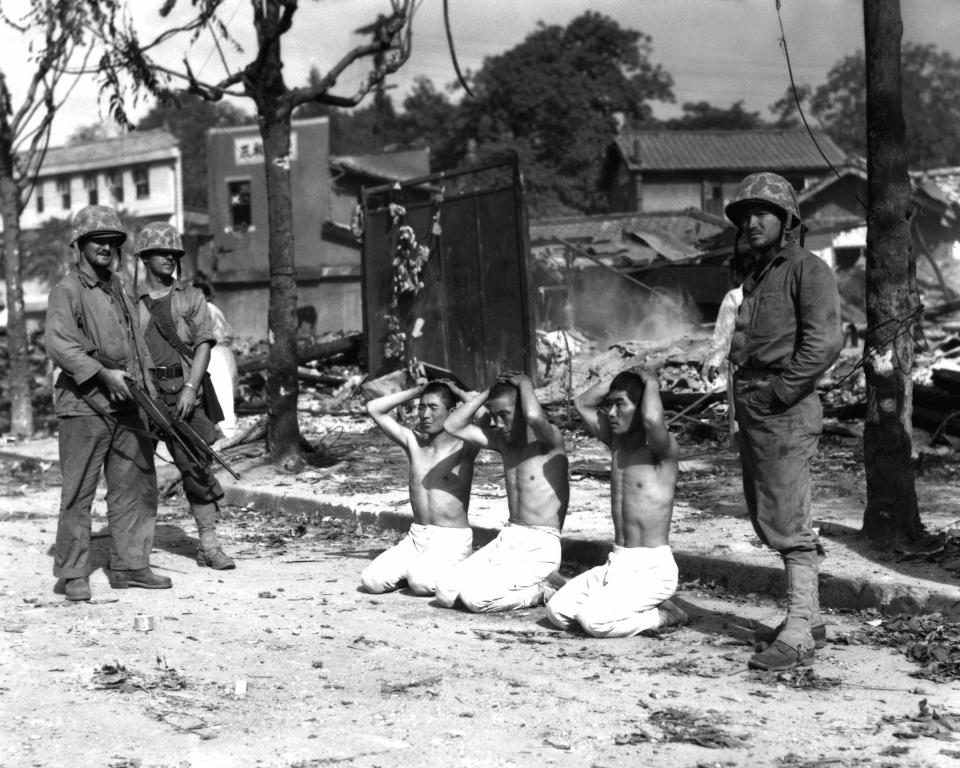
[[855, 613, 960, 683], [878, 744, 910, 756], [883, 698, 959, 741], [648, 706, 747, 749], [751, 667, 843, 690], [380, 675, 442, 697], [92, 662, 130, 689], [895, 530, 960, 578], [614, 729, 655, 746]]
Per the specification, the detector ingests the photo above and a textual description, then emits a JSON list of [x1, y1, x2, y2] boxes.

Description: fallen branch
[[237, 333, 361, 374]]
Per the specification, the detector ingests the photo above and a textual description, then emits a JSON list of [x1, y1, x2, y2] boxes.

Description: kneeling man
[[361, 381, 477, 595], [547, 369, 687, 636], [437, 372, 569, 612]]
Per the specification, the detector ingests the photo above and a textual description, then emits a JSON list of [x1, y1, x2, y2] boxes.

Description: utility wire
[[774, 0, 867, 212]]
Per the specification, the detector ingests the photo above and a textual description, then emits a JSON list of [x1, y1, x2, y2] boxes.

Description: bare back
[[499, 437, 569, 530], [610, 438, 677, 548], [406, 432, 476, 527]]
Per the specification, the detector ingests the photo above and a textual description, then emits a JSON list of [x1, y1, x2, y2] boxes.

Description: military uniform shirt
[[728, 242, 843, 407]]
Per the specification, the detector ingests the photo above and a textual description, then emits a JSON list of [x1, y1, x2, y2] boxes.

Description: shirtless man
[[546, 368, 688, 636], [360, 381, 477, 596], [436, 371, 569, 612]]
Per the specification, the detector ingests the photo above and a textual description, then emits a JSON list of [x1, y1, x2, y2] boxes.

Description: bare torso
[[407, 432, 475, 527], [609, 438, 677, 548], [500, 438, 569, 530]]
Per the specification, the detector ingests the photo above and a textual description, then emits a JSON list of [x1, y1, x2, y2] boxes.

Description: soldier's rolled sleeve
[[45, 285, 103, 386], [771, 257, 843, 406], [185, 289, 217, 348]]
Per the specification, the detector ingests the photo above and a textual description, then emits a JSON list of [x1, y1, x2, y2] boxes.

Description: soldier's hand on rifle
[[97, 367, 132, 403], [176, 383, 198, 420]]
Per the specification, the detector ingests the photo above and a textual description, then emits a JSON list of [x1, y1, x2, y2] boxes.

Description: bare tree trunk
[[0, 139, 34, 437], [861, 0, 923, 545], [252, 19, 302, 467]]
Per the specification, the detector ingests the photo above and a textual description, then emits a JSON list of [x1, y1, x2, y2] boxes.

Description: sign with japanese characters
[[234, 132, 299, 165]]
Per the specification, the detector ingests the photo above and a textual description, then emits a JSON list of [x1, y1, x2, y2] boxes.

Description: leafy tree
[[391, 77, 459, 167], [66, 123, 121, 144], [137, 94, 252, 210], [770, 43, 960, 169], [453, 11, 674, 215], [95, 0, 418, 468], [664, 100, 765, 130], [769, 83, 813, 129], [0, 1, 103, 437], [294, 66, 399, 155]]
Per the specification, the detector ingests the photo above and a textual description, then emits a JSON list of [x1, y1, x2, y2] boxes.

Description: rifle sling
[[143, 294, 225, 423]]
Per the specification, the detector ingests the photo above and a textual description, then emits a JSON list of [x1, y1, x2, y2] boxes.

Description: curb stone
[[222, 484, 960, 618]]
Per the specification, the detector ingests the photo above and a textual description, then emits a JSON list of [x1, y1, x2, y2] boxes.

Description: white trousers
[[546, 545, 678, 637], [361, 523, 473, 596], [208, 345, 238, 438], [435, 523, 561, 612]]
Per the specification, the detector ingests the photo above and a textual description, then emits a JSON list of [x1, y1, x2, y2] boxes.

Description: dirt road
[[1, 472, 958, 768]]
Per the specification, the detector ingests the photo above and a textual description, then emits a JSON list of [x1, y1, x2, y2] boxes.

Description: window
[[228, 180, 252, 232], [704, 183, 724, 216], [84, 174, 98, 206], [56, 177, 71, 209], [35, 188, 44, 214], [133, 166, 149, 199], [107, 170, 123, 204]]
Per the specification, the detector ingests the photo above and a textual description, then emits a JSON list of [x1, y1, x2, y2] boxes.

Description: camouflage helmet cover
[[134, 222, 184, 256], [71, 205, 127, 246], [724, 172, 801, 227]]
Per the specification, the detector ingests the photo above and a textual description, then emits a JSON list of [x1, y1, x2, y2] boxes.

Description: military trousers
[[733, 372, 823, 555], [54, 412, 158, 578], [156, 381, 224, 505]]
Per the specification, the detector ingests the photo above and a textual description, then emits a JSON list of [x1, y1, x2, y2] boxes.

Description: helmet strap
[[779, 213, 794, 249]]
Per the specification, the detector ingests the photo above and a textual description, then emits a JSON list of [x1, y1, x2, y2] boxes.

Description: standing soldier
[[724, 173, 842, 671], [134, 222, 235, 570], [45, 205, 169, 601]]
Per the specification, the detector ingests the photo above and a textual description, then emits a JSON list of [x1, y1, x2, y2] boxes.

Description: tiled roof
[[614, 129, 848, 172], [35, 129, 179, 174], [331, 149, 430, 182]]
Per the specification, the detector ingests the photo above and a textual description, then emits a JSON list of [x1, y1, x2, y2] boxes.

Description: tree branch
[[288, 1, 415, 109]]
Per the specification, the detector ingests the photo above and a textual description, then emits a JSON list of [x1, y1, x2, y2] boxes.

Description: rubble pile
[[234, 331, 366, 416]]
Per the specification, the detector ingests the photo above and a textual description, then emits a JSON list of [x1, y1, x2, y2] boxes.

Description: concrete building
[[204, 118, 430, 339], [19, 128, 183, 231], [0, 129, 183, 331]]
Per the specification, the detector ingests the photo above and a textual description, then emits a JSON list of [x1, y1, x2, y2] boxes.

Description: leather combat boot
[[754, 621, 826, 651], [748, 550, 817, 671], [193, 503, 236, 570], [55, 577, 92, 601], [108, 568, 172, 589], [755, 547, 826, 650]]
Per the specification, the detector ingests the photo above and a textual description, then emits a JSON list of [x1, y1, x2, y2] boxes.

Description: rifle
[[94, 354, 240, 480]]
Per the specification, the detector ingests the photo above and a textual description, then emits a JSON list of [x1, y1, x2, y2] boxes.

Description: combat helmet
[[134, 221, 184, 256], [71, 205, 127, 246], [724, 172, 802, 230]]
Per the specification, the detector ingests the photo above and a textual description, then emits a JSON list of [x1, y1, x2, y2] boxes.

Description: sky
[[2, 0, 959, 146]]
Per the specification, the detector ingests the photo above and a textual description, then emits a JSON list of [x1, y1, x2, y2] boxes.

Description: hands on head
[[626, 365, 658, 388], [497, 370, 530, 388]]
